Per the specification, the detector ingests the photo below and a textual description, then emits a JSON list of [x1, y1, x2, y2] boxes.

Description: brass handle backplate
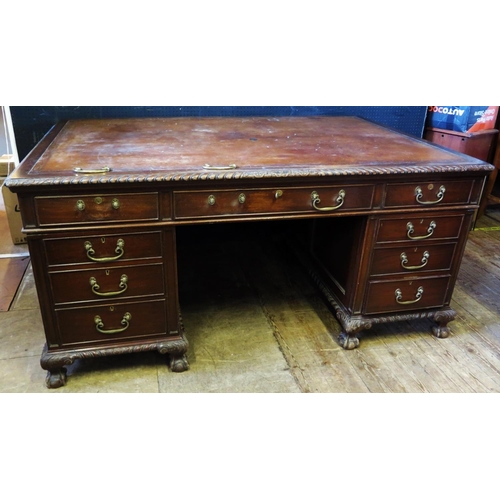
[[407, 221, 436, 240], [311, 189, 345, 211], [400, 251, 430, 270], [76, 197, 120, 211], [73, 166, 111, 174], [415, 185, 445, 205], [203, 164, 237, 170], [395, 286, 424, 305], [89, 274, 128, 297], [94, 312, 131, 335], [85, 239, 125, 262]]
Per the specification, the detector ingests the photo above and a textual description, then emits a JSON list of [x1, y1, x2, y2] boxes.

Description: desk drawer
[[44, 231, 163, 267], [35, 192, 159, 226], [385, 180, 474, 208], [49, 262, 165, 305], [56, 299, 169, 347], [173, 185, 375, 219], [364, 276, 450, 315], [375, 214, 465, 243], [370, 242, 457, 277]]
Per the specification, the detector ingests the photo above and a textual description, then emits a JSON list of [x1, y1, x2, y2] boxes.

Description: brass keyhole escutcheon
[[208, 195, 216, 206], [94, 197, 103, 204], [238, 193, 246, 204], [111, 198, 120, 210]]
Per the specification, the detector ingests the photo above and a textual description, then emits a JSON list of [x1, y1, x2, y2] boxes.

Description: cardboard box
[[1, 178, 26, 245], [426, 106, 499, 133]]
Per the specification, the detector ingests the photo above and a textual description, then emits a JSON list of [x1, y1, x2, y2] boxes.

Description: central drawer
[[49, 262, 165, 305], [173, 184, 375, 219]]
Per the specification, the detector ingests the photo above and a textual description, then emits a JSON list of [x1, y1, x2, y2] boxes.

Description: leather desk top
[[6, 116, 494, 188]]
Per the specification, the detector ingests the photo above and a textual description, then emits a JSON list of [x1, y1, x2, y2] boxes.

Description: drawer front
[[363, 277, 450, 315], [173, 184, 375, 219], [56, 299, 169, 347], [376, 214, 465, 243], [35, 192, 159, 226], [370, 242, 457, 277], [385, 180, 474, 208], [44, 231, 163, 267], [50, 263, 165, 305]]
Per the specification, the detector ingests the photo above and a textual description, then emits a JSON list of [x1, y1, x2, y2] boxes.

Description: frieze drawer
[[44, 231, 163, 267], [375, 214, 465, 243], [369, 242, 457, 277], [363, 276, 450, 315], [384, 180, 474, 208], [173, 184, 375, 219], [35, 192, 159, 226], [49, 262, 165, 305], [56, 299, 170, 347]]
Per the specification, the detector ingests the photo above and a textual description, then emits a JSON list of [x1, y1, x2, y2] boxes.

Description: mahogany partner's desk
[[5, 116, 494, 388]]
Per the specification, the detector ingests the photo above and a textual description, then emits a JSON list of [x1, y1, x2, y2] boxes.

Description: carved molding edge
[[40, 333, 189, 371], [5, 163, 494, 188]]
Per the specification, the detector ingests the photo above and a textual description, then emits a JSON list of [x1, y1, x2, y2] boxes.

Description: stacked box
[[426, 106, 499, 133]]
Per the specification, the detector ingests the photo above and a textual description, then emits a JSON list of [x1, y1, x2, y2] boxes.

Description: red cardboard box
[[426, 106, 499, 133]]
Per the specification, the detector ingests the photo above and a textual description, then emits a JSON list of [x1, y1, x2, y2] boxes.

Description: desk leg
[[40, 333, 189, 389], [335, 312, 373, 350], [431, 309, 456, 338]]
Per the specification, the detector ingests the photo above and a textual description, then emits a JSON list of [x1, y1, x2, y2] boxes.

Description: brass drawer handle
[[84, 239, 125, 262], [415, 185, 445, 205], [238, 193, 246, 204], [395, 286, 424, 305], [73, 167, 111, 174], [203, 164, 237, 170], [89, 274, 128, 297], [311, 189, 345, 211], [94, 312, 131, 335], [400, 251, 430, 270], [406, 221, 436, 240], [207, 195, 216, 206], [76, 197, 119, 211]]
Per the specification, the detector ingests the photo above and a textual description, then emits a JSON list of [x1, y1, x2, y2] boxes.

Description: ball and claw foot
[[169, 353, 189, 372], [432, 324, 450, 339], [338, 333, 360, 350], [45, 368, 67, 389]]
